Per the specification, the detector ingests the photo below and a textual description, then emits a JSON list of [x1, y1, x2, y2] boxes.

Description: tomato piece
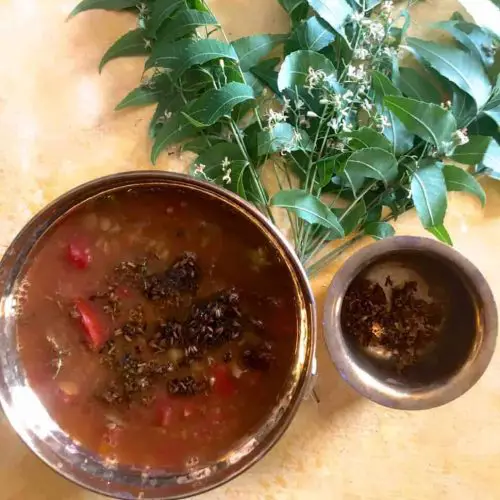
[[74, 299, 107, 349], [67, 241, 92, 269], [211, 364, 236, 397]]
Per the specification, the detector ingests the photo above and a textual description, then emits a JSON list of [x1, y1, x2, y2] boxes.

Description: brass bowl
[[0, 172, 316, 499], [323, 236, 497, 410]]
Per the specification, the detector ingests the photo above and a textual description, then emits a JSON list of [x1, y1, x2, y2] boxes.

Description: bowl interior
[[340, 250, 481, 390]]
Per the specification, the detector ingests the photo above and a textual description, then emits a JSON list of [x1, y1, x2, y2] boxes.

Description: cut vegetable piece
[[74, 299, 107, 349], [67, 241, 92, 269]]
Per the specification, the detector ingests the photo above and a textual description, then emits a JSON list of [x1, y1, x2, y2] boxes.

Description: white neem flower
[[380, 115, 391, 128], [453, 128, 469, 146], [299, 115, 311, 129], [381, 1, 394, 14], [305, 66, 328, 91], [194, 163, 206, 176], [327, 117, 340, 131], [361, 99, 374, 112], [282, 96, 291, 113], [292, 129, 303, 145], [368, 22, 386, 42], [222, 168, 232, 184], [351, 12, 365, 23], [306, 111, 319, 118], [294, 98, 304, 110], [343, 90, 354, 102], [342, 122, 353, 132], [267, 108, 287, 127], [354, 47, 370, 60], [347, 64, 367, 82], [440, 100, 452, 110], [221, 156, 231, 169], [382, 46, 396, 58]]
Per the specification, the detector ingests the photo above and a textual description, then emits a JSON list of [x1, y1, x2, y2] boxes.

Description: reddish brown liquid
[[16, 186, 297, 470]]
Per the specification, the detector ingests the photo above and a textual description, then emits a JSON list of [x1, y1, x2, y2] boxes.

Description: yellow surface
[[1, 1, 500, 499]]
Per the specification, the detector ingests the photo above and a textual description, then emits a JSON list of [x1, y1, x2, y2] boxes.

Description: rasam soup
[[15, 185, 298, 470]]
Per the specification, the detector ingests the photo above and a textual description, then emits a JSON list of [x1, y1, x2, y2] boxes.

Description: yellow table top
[[1, 1, 499, 499]]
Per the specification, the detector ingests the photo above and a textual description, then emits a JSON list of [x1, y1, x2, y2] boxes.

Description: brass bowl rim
[[0, 171, 316, 499], [323, 235, 497, 410]]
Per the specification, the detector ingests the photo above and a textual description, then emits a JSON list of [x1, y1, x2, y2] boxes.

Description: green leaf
[[407, 38, 491, 108], [372, 71, 402, 98], [183, 82, 255, 127], [257, 123, 313, 155], [68, 0, 137, 18], [287, 16, 336, 53], [411, 165, 448, 228], [277, 50, 337, 91], [148, 93, 184, 138], [364, 221, 395, 240], [334, 200, 366, 236], [371, 71, 414, 155], [270, 189, 344, 236], [99, 29, 150, 72], [151, 113, 197, 164], [398, 67, 442, 104], [384, 96, 457, 151], [115, 85, 161, 110], [232, 34, 287, 72], [250, 58, 281, 95], [147, 39, 238, 79], [450, 85, 478, 129], [147, 0, 186, 35], [456, 0, 500, 39], [314, 157, 336, 187], [451, 135, 492, 164], [115, 74, 171, 110], [442, 164, 486, 206], [279, 0, 309, 25], [345, 127, 392, 152], [433, 19, 497, 68], [156, 9, 218, 42], [307, 0, 353, 33], [427, 224, 453, 245], [343, 148, 398, 192], [183, 137, 223, 154]]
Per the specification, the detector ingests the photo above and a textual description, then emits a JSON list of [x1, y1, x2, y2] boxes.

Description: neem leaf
[[232, 34, 287, 72], [115, 85, 161, 111], [334, 200, 366, 236], [456, 0, 500, 39], [371, 71, 414, 155], [183, 82, 255, 127], [151, 113, 197, 164], [344, 127, 392, 152], [287, 16, 336, 53], [68, 0, 137, 18], [279, 0, 309, 25], [364, 221, 395, 240], [433, 19, 497, 68], [99, 29, 150, 72], [398, 67, 442, 104], [407, 38, 491, 108], [257, 123, 313, 155], [147, 39, 238, 79], [372, 71, 402, 98], [156, 9, 218, 42], [451, 135, 492, 164], [147, 0, 186, 35], [250, 58, 281, 95], [306, 0, 353, 33], [384, 96, 457, 151], [411, 164, 448, 228], [427, 224, 453, 245], [277, 50, 337, 91], [270, 189, 344, 236], [442, 164, 486, 206], [344, 147, 398, 186]]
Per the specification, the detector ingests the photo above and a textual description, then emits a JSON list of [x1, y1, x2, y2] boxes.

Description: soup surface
[[15, 185, 298, 470]]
